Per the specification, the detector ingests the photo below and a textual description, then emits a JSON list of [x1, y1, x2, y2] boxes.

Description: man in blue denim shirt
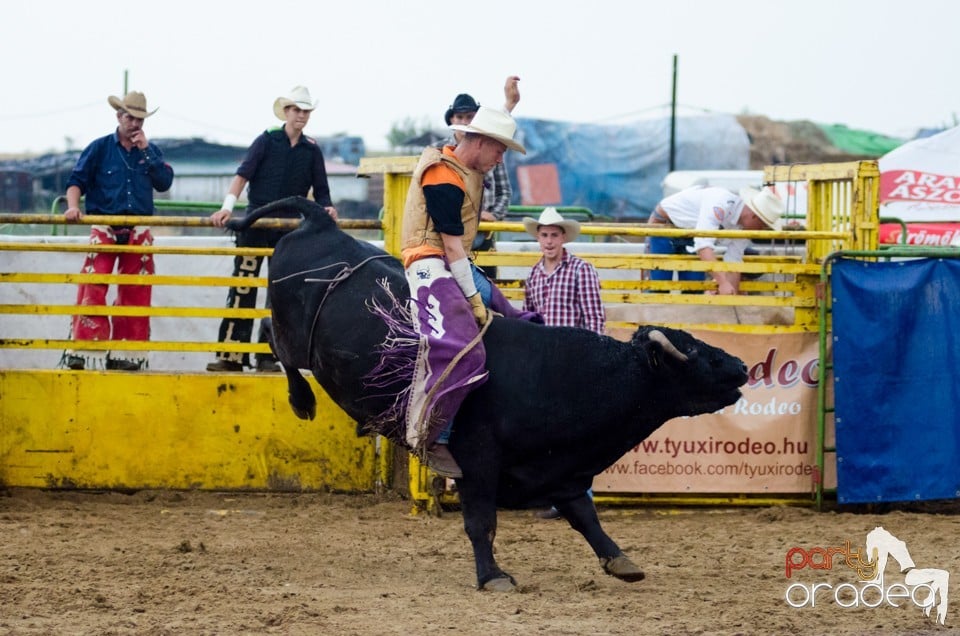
[[62, 91, 174, 371]]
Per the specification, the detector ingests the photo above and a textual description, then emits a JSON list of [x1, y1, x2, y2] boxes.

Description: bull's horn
[[648, 330, 688, 362]]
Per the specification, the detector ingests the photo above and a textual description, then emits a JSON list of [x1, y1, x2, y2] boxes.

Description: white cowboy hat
[[107, 91, 157, 118], [522, 207, 581, 242], [273, 86, 318, 120], [739, 186, 785, 230], [449, 106, 526, 154]]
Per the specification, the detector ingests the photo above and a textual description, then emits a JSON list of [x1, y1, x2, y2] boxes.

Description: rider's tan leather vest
[[401, 146, 484, 255]]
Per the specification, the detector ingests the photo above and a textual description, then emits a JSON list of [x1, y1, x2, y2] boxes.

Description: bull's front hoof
[[600, 555, 646, 582], [481, 576, 516, 593]]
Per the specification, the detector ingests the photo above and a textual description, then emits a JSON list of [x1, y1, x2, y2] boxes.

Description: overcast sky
[[3, 0, 957, 156]]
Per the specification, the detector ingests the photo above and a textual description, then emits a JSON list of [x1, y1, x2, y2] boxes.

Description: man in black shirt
[[207, 86, 338, 372]]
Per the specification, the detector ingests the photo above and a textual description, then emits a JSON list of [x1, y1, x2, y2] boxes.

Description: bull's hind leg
[[284, 367, 316, 420], [558, 494, 645, 583]]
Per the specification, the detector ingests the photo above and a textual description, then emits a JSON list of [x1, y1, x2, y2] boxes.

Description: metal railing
[[3, 160, 882, 370]]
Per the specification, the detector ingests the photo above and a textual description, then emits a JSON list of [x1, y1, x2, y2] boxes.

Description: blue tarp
[[833, 258, 960, 503], [507, 114, 749, 219]]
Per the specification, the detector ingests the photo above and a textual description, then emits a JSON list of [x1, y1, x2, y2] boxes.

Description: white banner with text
[[594, 330, 833, 494]]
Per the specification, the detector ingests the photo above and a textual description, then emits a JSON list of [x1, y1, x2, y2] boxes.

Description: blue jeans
[[471, 263, 493, 306], [648, 236, 705, 283]]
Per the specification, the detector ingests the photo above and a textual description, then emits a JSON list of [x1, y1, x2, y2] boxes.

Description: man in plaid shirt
[[523, 207, 605, 519], [522, 207, 605, 335]]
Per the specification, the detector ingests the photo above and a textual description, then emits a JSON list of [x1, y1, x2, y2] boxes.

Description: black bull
[[228, 196, 748, 591]]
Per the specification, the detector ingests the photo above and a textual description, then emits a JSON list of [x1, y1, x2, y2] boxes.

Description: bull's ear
[[631, 329, 664, 369], [642, 340, 663, 369]]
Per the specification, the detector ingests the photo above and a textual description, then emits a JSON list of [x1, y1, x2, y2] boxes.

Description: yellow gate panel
[[0, 371, 375, 491]]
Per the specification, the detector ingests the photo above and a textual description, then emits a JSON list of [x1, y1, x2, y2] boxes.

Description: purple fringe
[[362, 279, 419, 444]]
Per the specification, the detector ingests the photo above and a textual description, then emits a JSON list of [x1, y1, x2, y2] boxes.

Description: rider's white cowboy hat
[[449, 106, 526, 154], [522, 207, 581, 242], [107, 91, 157, 118], [273, 86, 318, 120], [739, 186, 785, 230]]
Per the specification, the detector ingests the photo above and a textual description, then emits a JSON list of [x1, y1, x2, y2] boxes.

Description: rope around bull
[[274, 254, 395, 370], [285, 255, 492, 449]]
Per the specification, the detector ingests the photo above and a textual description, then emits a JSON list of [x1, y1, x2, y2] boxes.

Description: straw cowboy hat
[[107, 91, 157, 118], [522, 207, 581, 242], [444, 93, 480, 125], [449, 106, 526, 154], [739, 186, 785, 230], [273, 86, 318, 120]]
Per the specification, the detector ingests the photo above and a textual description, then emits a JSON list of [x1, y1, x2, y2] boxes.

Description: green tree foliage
[[386, 116, 435, 149]]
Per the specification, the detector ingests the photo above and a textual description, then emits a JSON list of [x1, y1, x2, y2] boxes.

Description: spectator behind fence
[[434, 76, 521, 279], [61, 91, 174, 371], [522, 207, 605, 334], [207, 86, 338, 373], [522, 206, 605, 519], [647, 185, 784, 295]]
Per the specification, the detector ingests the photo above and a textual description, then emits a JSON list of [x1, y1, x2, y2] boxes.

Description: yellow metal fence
[[1, 160, 880, 507]]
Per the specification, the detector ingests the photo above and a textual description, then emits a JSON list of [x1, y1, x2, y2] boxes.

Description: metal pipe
[[670, 54, 678, 172]]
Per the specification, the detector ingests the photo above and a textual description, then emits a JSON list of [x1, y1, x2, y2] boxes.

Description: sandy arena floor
[[1, 489, 957, 635]]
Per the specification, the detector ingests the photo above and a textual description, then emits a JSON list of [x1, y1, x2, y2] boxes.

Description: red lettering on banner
[[748, 348, 819, 389], [778, 359, 799, 386], [800, 358, 819, 386], [881, 170, 960, 204]]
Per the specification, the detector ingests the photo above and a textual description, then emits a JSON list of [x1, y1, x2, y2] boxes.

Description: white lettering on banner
[[883, 227, 959, 246], [733, 396, 802, 416], [887, 184, 960, 203], [907, 228, 958, 246], [882, 170, 960, 204], [893, 171, 959, 190]]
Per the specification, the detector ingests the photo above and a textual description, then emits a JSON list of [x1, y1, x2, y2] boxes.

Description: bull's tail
[[224, 195, 330, 232]]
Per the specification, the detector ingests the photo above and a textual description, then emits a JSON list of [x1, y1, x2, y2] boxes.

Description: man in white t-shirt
[[648, 186, 784, 295]]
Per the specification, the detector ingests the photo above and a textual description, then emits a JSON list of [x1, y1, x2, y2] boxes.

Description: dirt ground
[[1, 489, 957, 636]]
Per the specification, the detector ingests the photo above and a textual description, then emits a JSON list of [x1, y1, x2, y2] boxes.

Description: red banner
[[879, 222, 960, 246], [880, 170, 960, 205]]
